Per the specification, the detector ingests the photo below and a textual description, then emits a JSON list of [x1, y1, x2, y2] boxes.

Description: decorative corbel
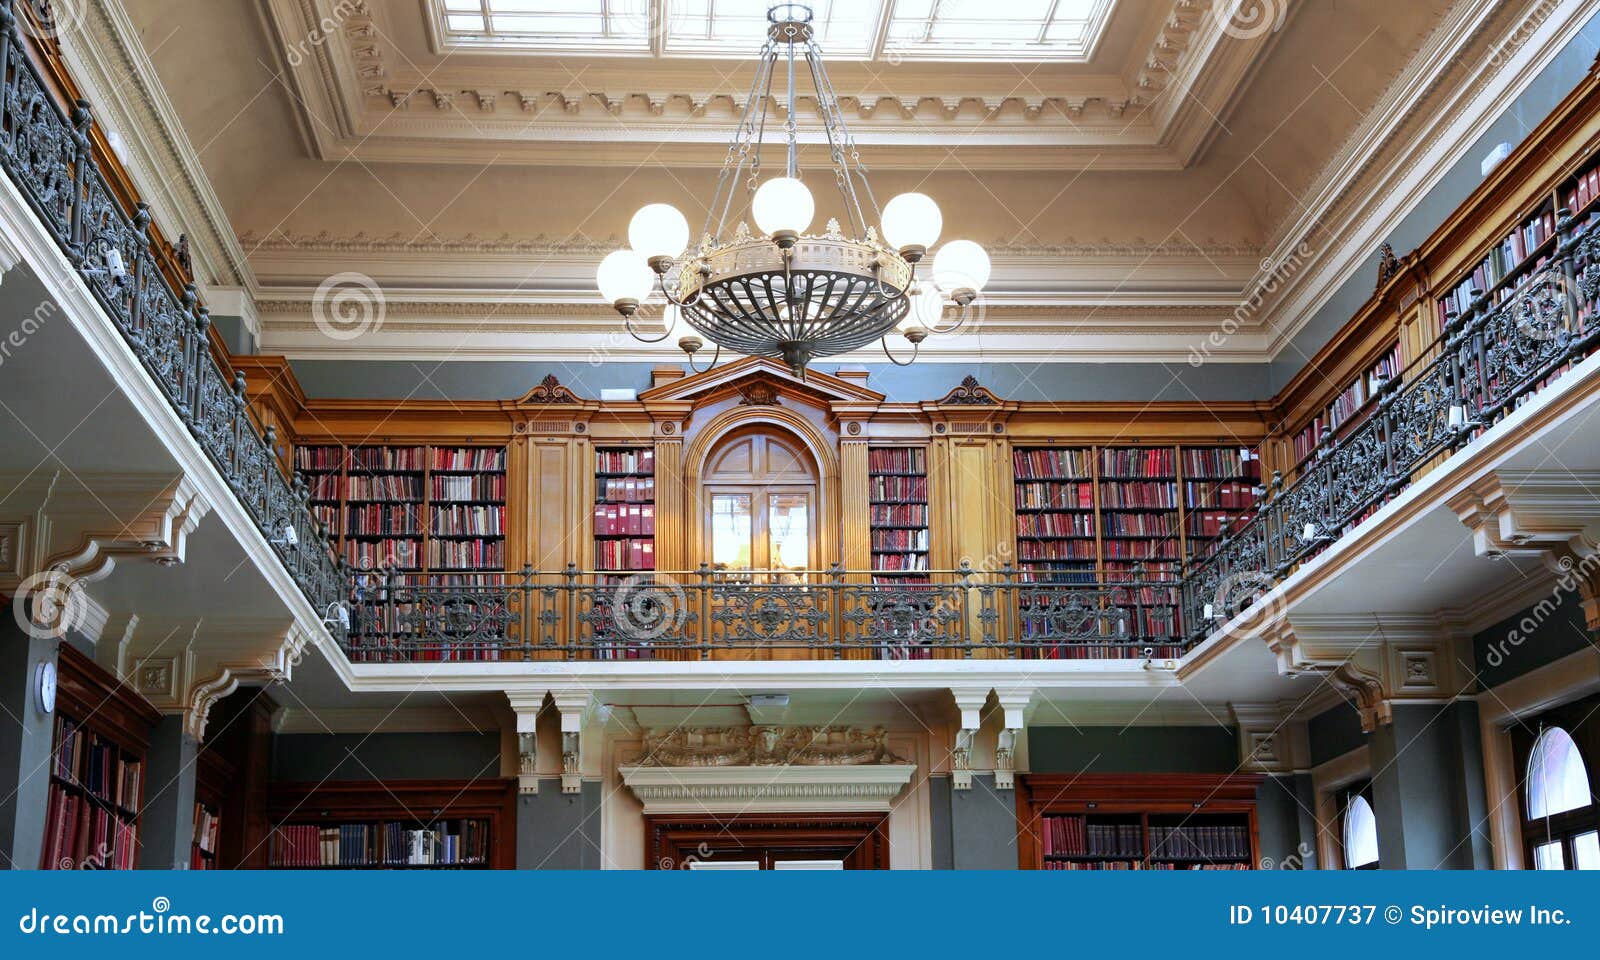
[[1262, 620, 1391, 733], [551, 690, 593, 795], [950, 687, 989, 791], [517, 713, 538, 796], [992, 688, 1034, 790]]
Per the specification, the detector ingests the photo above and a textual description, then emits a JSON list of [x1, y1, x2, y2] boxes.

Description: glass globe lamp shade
[[628, 203, 690, 268], [597, 249, 655, 313], [933, 240, 991, 304], [881, 193, 942, 258], [751, 177, 814, 243]]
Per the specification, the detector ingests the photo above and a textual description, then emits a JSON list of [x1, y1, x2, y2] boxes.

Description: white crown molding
[[58, 0, 256, 293], [256, 0, 1280, 171], [1258, 0, 1594, 358], [618, 763, 917, 814]]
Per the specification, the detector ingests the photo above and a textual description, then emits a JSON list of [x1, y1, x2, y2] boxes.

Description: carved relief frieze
[[635, 725, 909, 767]]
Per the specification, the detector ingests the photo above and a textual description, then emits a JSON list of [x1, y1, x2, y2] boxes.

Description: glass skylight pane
[[489, 0, 590, 11], [1045, 22, 1086, 41], [446, 13, 486, 31], [443, 0, 480, 11], [884, 0, 1115, 61], [492, 13, 604, 33]]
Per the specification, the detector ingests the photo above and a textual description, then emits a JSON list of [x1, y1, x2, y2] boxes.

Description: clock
[[34, 661, 56, 716]]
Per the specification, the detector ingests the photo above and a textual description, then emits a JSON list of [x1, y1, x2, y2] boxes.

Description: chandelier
[[596, 3, 990, 377]]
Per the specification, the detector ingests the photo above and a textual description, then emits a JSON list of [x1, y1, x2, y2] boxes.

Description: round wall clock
[[34, 660, 56, 716]]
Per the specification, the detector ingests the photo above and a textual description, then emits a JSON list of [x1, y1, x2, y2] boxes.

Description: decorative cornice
[[634, 725, 909, 767], [619, 763, 917, 813]]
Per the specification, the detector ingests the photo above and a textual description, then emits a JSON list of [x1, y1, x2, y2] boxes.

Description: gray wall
[[1308, 701, 1367, 767], [270, 732, 502, 782], [138, 715, 197, 870], [287, 358, 1271, 403], [948, 774, 1019, 870], [1028, 725, 1237, 773], [0, 622, 57, 870], [515, 779, 601, 869], [1256, 773, 1316, 870], [1269, 11, 1600, 388], [928, 774, 954, 870], [1368, 702, 1492, 869], [1474, 590, 1592, 687]]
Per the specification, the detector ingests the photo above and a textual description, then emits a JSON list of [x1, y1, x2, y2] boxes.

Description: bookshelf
[[1289, 342, 1403, 470], [296, 443, 508, 661], [1016, 773, 1264, 870], [1012, 444, 1259, 658], [868, 446, 930, 583], [592, 447, 656, 578], [265, 779, 515, 869], [39, 645, 159, 870]]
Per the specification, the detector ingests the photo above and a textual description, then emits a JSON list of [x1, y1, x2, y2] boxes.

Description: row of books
[[598, 477, 655, 503], [1040, 817, 1143, 858], [1292, 342, 1404, 464], [1437, 206, 1557, 322], [1149, 823, 1252, 860], [295, 446, 506, 472], [1100, 447, 1174, 477], [191, 802, 221, 869], [431, 447, 506, 471], [869, 503, 928, 526], [1179, 447, 1258, 479], [1103, 541, 1178, 562], [1013, 448, 1091, 479], [308, 475, 342, 501], [343, 504, 420, 536], [51, 718, 141, 810], [1099, 513, 1175, 537], [1019, 540, 1097, 561], [596, 448, 655, 475], [1185, 480, 1256, 510], [1015, 481, 1093, 510], [596, 538, 656, 571], [432, 505, 505, 536], [1187, 511, 1252, 539], [873, 553, 929, 571], [432, 475, 506, 502], [41, 785, 137, 870], [429, 540, 504, 570], [868, 476, 927, 502], [593, 503, 656, 536], [1042, 859, 1148, 870], [344, 538, 420, 570], [343, 475, 422, 502], [871, 529, 929, 551], [1563, 163, 1600, 214], [1099, 482, 1179, 509], [269, 821, 490, 867], [1017, 512, 1096, 538], [868, 447, 926, 474], [1117, 607, 1179, 638], [1026, 642, 1184, 660]]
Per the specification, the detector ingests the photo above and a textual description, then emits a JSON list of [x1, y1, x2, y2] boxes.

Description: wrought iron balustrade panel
[[836, 580, 967, 659]]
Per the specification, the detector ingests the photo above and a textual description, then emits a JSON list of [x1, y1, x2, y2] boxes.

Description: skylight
[[432, 0, 1118, 62]]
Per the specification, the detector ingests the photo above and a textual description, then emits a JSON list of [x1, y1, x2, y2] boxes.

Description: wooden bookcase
[[867, 445, 930, 583], [40, 644, 159, 870], [1016, 773, 1265, 871], [1288, 341, 1403, 471], [265, 779, 516, 869], [191, 737, 230, 870], [1011, 444, 1259, 657], [592, 446, 656, 580]]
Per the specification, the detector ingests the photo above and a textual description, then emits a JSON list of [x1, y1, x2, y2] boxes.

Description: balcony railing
[[1182, 226, 1600, 637], [6, 0, 1599, 665], [0, 5, 347, 629], [344, 567, 1184, 663]]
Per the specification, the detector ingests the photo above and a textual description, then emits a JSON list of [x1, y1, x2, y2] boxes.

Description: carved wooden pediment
[[636, 356, 884, 406], [517, 373, 582, 405], [937, 374, 1001, 405]]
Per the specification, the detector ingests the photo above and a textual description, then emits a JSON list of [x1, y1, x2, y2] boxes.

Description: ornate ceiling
[[66, 0, 1591, 363]]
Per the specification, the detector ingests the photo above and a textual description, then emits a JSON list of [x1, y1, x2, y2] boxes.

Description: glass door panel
[[711, 493, 753, 573], [768, 492, 810, 576]]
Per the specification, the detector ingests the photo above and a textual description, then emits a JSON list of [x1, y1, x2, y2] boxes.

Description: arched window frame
[[1341, 785, 1380, 870], [1518, 722, 1599, 870]]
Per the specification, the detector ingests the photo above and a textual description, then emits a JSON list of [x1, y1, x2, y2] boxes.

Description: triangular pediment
[[637, 357, 884, 406]]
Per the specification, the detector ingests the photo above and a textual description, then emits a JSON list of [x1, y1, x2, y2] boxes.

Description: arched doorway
[[699, 428, 819, 578]]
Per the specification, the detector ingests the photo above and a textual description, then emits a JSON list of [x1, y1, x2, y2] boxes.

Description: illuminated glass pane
[[1343, 796, 1379, 868], [1574, 832, 1599, 870], [1534, 841, 1566, 870], [1527, 727, 1592, 819], [711, 493, 752, 570]]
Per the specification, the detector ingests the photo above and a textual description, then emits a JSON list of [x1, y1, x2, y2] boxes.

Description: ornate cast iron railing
[[343, 566, 1180, 663], [0, 4, 347, 631], [1182, 216, 1600, 637], [8, 0, 1600, 664]]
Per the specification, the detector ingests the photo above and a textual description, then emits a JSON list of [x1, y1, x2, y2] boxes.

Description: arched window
[[1342, 793, 1379, 869], [1527, 727, 1590, 819], [1522, 725, 1598, 870]]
